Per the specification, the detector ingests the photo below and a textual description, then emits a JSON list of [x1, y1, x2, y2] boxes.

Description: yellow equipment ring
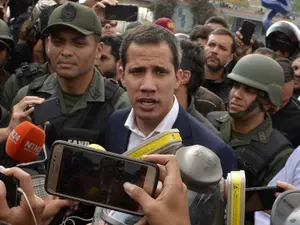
[[230, 171, 242, 225], [127, 132, 181, 159]]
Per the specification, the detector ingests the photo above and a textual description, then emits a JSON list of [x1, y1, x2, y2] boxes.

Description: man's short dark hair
[[254, 47, 277, 59], [209, 28, 237, 53], [275, 57, 294, 82], [205, 16, 229, 29], [190, 25, 213, 42], [293, 53, 300, 62], [100, 35, 122, 61], [180, 40, 205, 95], [120, 25, 181, 70]]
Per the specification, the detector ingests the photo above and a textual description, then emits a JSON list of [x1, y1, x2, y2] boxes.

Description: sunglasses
[[101, 21, 118, 27]]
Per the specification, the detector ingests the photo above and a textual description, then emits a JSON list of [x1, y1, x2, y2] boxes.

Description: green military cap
[[42, 2, 101, 36]]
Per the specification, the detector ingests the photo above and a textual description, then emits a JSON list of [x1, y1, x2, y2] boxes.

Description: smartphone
[[245, 186, 285, 212], [240, 20, 256, 45], [0, 172, 19, 208], [31, 97, 62, 125], [104, 5, 138, 22], [45, 141, 159, 216]]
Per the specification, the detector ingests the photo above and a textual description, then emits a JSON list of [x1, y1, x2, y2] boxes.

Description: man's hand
[[82, 0, 118, 21], [235, 30, 254, 59], [123, 155, 191, 225], [41, 195, 77, 225], [275, 181, 297, 197], [0, 167, 45, 225], [8, 96, 45, 132]]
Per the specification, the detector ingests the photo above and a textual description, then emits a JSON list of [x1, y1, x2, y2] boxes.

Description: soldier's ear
[[95, 42, 103, 60], [262, 101, 272, 111]]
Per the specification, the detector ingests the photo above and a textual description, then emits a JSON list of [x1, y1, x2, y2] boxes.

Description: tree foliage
[[151, 0, 216, 26], [189, 0, 216, 25], [152, 0, 178, 20], [293, 0, 300, 13]]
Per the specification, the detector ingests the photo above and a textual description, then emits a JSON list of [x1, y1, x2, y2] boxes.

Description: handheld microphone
[[6, 121, 45, 163]]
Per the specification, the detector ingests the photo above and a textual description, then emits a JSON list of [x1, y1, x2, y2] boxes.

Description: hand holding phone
[[45, 141, 159, 216], [104, 4, 138, 22], [245, 186, 285, 212], [9, 96, 44, 131], [31, 97, 62, 125], [123, 155, 191, 225], [0, 171, 19, 208], [0, 167, 45, 225], [239, 20, 256, 46]]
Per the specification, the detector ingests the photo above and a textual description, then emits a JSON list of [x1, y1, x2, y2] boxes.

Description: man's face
[[293, 58, 300, 91], [206, 23, 225, 30], [121, 42, 182, 123], [97, 44, 117, 79], [101, 21, 117, 36], [204, 34, 233, 72], [280, 80, 294, 109], [228, 81, 259, 116], [47, 28, 101, 80], [0, 43, 7, 66]]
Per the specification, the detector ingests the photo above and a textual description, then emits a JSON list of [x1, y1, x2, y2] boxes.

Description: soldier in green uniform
[[13, 2, 130, 147], [1, 4, 60, 111], [207, 54, 293, 188], [0, 19, 14, 98], [10, 3, 130, 224]]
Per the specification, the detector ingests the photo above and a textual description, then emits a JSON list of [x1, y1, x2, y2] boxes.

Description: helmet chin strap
[[229, 94, 268, 120]]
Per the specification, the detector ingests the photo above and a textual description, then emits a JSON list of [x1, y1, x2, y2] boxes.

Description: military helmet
[[0, 19, 15, 52], [228, 54, 284, 106], [266, 21, 300, 58]]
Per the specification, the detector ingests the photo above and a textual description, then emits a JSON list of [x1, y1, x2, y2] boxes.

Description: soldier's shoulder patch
[[258, 131, 267, 142]]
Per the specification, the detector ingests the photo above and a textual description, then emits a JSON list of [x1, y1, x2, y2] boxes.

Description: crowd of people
[[0, 0, 299, 225]]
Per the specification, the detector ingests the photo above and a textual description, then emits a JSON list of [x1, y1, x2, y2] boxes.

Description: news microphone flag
[[6, 121, 45, 163]]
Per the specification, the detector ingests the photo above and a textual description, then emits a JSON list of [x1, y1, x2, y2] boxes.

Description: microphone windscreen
[[6, 121, 45, 163]]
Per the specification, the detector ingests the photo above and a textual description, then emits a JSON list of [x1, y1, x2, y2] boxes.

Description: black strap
[[82, 78, 124, 129]]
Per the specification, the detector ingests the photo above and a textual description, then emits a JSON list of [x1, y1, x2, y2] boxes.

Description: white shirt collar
[[124, 96, 179, 139]]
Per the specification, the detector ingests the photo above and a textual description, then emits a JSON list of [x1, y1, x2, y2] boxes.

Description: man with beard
[[95, 35, 121, 80], [202, 28, 235, 103], [293, 54, 300, 98]]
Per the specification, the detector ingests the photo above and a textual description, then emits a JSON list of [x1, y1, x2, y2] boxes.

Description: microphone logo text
[[10, 129, 20, 143], [24, 141, 42, 155]]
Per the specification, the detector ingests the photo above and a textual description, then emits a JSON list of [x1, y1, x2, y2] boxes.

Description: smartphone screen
[[245, 186, 284, 212], [46, 143, 159, 215], [0, 172, 19, 208], [240, 20, 256, 46], [105, 5, 138, 22]]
